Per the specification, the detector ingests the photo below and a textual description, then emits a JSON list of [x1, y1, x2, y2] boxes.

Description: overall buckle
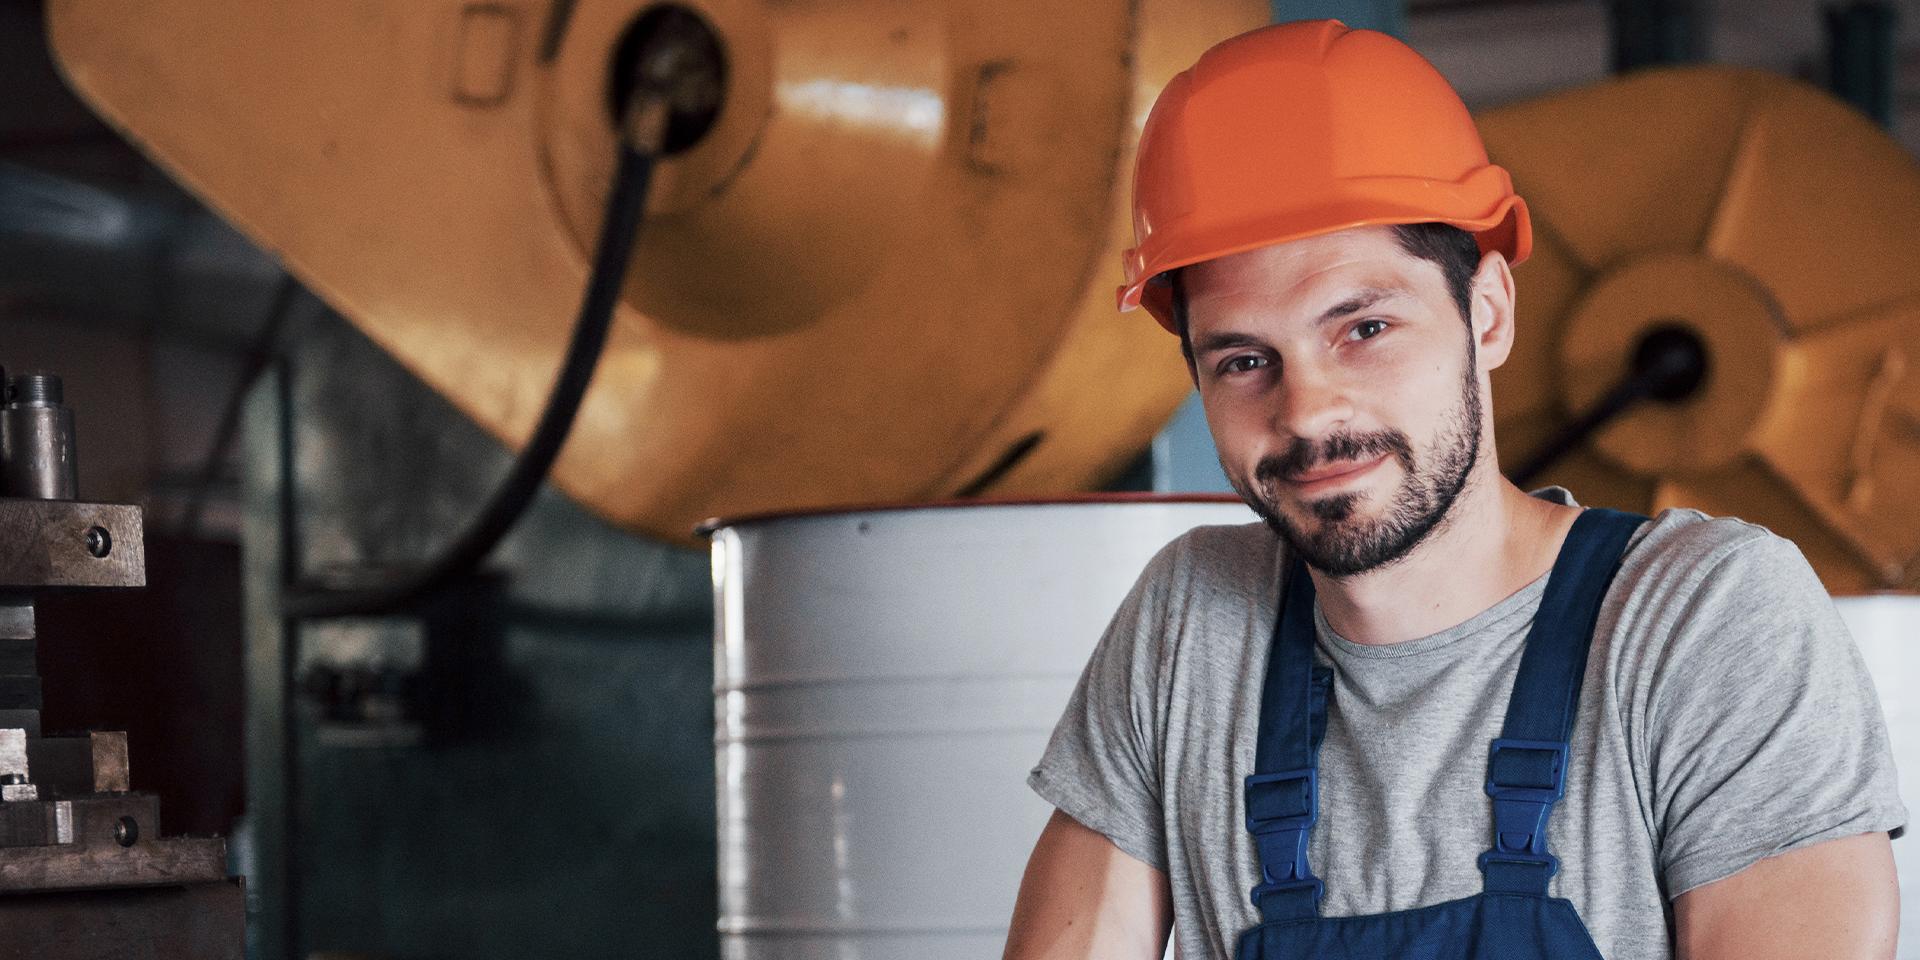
[[1245, 768, 1318, 836], [1251, 873, 1326, 915], [1480, 738, 1566, 891], [1485, 738, 1567, 805], [1244, 769, 1322, 914], [1477, 848, 1559, 886]]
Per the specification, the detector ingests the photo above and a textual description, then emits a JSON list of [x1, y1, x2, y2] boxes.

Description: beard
[[1228, 354, 1483, 578]]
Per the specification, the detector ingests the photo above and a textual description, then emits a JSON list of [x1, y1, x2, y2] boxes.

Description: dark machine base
[[0, 880, 245, 960]]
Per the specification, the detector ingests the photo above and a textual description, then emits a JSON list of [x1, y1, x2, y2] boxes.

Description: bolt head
[[84, 526, 111, 558]]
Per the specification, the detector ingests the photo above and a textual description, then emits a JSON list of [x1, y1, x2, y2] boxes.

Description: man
[[1003, 19, 1904, 960]]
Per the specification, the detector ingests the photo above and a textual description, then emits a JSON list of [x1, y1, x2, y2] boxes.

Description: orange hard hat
[[1119, 19, 1532, 331]]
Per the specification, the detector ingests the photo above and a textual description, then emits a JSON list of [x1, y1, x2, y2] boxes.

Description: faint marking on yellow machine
[[45, 0, 1265, 545]]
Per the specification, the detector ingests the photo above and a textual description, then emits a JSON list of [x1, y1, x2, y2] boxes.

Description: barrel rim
[[696, 492, 1249, 537]]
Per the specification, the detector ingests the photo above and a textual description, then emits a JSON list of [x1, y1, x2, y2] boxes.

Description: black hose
[[179, 273, 304, 539], [1509, 325, 1709, 487], [283, 141, 657, 619], [1508, 372, 1653, 488]]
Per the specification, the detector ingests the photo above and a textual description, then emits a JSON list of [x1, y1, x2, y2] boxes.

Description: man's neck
[[1309, 468, 1582, 647]]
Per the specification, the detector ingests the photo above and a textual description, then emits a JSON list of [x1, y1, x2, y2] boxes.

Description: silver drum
[[1837, 595, 1920, 958], [708, 497, 1256, 959]]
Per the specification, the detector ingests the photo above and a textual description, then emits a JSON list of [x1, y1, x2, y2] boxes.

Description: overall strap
[[1246, 558, 1332, 922], [1479, 508, 1646, 895]]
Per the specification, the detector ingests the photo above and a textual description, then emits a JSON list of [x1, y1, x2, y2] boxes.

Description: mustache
[[1255, 430, 1413, 485]]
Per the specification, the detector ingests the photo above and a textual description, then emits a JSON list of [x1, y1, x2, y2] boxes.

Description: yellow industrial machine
[[45, 0, 1265, 546], [43, 4, 1919, 592], [1480, 67, 1920, 594]]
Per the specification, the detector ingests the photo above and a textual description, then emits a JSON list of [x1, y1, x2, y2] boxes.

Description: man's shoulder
[[1618, 505, 1804, 587], [1604, 504, 1833, 652], [1547, 487, 1794, 584]]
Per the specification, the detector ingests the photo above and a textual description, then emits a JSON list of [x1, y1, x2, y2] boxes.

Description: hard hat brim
[[1120, 188, 1532, 334]]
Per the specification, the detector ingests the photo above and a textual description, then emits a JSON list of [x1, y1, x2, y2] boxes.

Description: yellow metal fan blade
[[1486, 66, 1920, 592]]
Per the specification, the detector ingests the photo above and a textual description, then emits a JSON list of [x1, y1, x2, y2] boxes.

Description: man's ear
[[1471, 250, 1517, 373]]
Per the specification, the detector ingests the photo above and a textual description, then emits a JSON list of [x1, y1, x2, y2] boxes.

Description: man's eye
[[1347, 319, 1388, 342], [1222, 355, 1270, 374]]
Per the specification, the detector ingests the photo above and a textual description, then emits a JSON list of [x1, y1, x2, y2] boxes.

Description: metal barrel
[[1836, 595, 1920, 957], [706, 497, 1255, 959]]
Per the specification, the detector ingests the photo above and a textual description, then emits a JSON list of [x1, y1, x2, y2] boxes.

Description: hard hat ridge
[[1119, 19, 1532, 331]]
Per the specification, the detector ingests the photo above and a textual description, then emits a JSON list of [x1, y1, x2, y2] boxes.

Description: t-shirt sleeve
[[1026, 538, 1179, 873], [1641, 532, 1907, 897]]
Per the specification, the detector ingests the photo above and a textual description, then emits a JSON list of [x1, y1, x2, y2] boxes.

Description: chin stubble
[[1231, 357, 1484, 577]]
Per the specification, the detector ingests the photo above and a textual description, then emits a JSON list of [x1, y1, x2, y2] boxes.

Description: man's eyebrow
[[1191, 331, 1270, 356], [1316, 287, 1405, 325]]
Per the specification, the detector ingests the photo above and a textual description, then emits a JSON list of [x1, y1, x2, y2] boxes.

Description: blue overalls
[[1237, 508, 1645, 960]]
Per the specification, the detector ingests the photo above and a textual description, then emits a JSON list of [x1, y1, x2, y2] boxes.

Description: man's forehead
[[1184, 226, 1441, 321], [1188, 225, 1416, 286]]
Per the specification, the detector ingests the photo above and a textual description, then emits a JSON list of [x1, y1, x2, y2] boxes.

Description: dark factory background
[[1, 1, 1917, 958]]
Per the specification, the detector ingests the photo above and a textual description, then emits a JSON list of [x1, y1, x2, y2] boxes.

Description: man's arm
[[1673, 831, 1898, 960], [1003, 809, 1173, 959]]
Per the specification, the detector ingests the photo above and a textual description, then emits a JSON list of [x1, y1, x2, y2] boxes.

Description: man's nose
[[1273, 360, 1355, 442]]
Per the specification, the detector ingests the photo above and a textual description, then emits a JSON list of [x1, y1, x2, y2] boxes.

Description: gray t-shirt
[[1029, 492, 1906, 960]]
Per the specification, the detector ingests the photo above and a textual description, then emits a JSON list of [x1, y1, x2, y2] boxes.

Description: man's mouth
[[1283, 454, 1390, 491]]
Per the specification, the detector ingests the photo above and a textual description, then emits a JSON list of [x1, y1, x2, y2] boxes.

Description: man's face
[[1183, 226, 1489, 577]]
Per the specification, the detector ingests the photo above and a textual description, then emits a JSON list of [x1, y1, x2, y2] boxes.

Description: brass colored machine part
[[1480, 67, 1920, 594], [47, 0, 1263, 544]]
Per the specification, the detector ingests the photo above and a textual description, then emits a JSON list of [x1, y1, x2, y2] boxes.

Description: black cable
[[282, 140, 657, 619], [179, 273, 303, 539], [1509, 325, 1709, 487], [1508, 372, 1654, 488]]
